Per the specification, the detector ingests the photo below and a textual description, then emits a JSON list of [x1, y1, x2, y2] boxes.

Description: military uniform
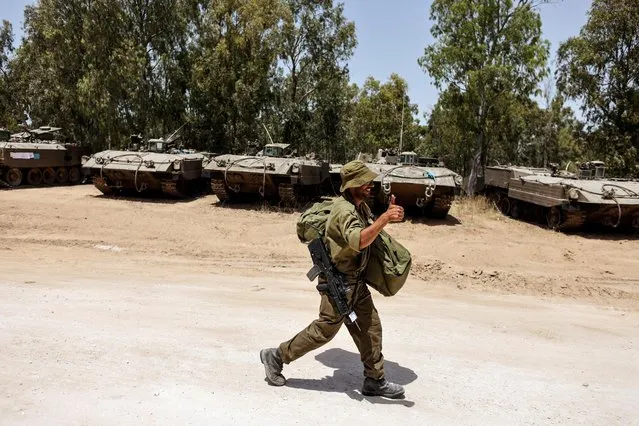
[[278, 194, 385, 380], [260, 160, 404, 398]]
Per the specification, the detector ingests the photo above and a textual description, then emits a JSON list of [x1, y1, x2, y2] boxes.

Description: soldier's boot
[[260, 348, 286, 386], [361, 377, 405, 399]]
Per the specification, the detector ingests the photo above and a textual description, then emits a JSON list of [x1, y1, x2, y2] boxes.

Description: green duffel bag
[[363, 230, 411, 297], [296, 199, 335, 243]]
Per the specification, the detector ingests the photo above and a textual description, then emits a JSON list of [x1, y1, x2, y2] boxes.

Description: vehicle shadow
[[408, 214, 462, 226], [88, 191, 203, 204], [284, 348, 417, 407], [504, 213, 639, 240], [0, 182, 91, 191], [211, 196, 332, 214], [567, 225, 639, 241]]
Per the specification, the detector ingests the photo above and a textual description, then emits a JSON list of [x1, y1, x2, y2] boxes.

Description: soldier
[[260, 160, 406, 399]]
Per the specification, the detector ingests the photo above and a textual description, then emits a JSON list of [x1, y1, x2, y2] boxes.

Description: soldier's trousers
[[278, 282, 385, 380]]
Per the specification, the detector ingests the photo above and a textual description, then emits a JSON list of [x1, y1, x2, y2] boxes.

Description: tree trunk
[[466, 97, 487, 196], [466, 130, 484, 196]]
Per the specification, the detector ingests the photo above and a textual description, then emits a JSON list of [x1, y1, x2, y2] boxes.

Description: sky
[[1, 0, 592, 120], [340, 0, 592, 119]]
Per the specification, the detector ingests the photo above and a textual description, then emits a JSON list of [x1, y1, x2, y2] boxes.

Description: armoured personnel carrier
[[82, 132, 209, 198], [359, 150, 462, 218], [0, 126, 88, 187], [203, 143, 330, 206], [483, 162, 639, 230]]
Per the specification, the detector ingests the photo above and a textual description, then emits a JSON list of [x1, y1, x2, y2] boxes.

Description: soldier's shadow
[[285, 348, 417, 407]]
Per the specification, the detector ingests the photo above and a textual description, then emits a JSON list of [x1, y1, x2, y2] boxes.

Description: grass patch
[[450, 195, 502, 221]]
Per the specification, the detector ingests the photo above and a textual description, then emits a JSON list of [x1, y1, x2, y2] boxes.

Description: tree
[[12, 0, 96, 143], [189, 0, 285, 153], [272, 0, 356, 154], [419, 0, 550, 194], [0, 20, 20, 127], [426, 87, 582, 176], [423, 88, 475, 175], [347, 74, 422, 159], [557, 0, 639, 175], [306, 75, 357, 161], [11, 0, 196, 150]]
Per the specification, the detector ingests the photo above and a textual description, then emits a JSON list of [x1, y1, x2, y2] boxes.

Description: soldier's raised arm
[[359, 194, 403, 249]]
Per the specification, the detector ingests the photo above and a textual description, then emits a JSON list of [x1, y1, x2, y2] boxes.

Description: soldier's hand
[[385, 195, 404, 222]]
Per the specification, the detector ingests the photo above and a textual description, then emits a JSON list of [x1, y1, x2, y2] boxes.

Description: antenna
[[165, 123, 186, 144], [262, 123, 275, 145], [399, 93, 405, 153]]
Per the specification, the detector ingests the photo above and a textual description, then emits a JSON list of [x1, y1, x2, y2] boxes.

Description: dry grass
[[450, 195, 503, 222]]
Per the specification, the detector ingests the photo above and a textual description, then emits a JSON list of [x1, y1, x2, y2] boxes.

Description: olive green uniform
[[278, 195, 385, 380]]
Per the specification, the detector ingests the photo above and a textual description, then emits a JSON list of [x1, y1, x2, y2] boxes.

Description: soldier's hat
[[340, 160, 378, 193]]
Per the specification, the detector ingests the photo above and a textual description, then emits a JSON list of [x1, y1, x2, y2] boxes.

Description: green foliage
[[188, 0, 285, 153], [3, 0, 359, 156], [271, 0, 356, 157], [419, 0, 550, 193], [557, 0, 639, 176], [9, 0, 196, 150], [426, 86, 583, 177], [0, 20, 21, 128], [423, 87, 475, 175], [348, 74, 423, 159], [6, 0, 623, 180]]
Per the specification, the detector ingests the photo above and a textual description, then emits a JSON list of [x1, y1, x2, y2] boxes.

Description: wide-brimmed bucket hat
[[340, 160, 379, 192]]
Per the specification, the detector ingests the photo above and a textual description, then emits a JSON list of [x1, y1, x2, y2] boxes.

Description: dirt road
[[1, 186, 637, 424]]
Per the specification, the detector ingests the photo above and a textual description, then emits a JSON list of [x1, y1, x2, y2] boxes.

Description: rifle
[[306, 238, 360, 330]]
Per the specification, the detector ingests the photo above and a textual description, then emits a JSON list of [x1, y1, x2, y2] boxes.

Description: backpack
[[296, 199, 335, 243]]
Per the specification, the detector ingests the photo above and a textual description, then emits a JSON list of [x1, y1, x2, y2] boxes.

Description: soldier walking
[[260, 160, 407, 399]]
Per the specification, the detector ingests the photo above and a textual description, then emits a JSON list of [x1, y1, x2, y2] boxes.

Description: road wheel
[[510, 200, 521, 219], [42, 167, 56, 185], [430, 195, 454, 219], [68, 167, 81, 184], [211, 179, 233, 202], [278, 183, 297, 207], [56, 167, 69, 184], [27, 168, 43, 185], [498, 197, 511, 216], [546, 207, 562, 230], [6, 168, 23, 187]]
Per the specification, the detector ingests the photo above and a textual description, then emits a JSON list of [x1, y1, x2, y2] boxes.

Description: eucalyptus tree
[[419, 0, 550, 193], [557, 0, 639, 175]]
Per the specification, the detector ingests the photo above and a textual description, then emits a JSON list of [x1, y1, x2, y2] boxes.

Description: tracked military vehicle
[[359, 150, 462, 218], [203, 143, 329, 206], [0, 126, 88, 187], [82, 131, 209, 198], [483, 162, 639, 230]]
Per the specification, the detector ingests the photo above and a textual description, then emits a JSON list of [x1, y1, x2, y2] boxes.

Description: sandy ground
[[0, 185, 638, 425]]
